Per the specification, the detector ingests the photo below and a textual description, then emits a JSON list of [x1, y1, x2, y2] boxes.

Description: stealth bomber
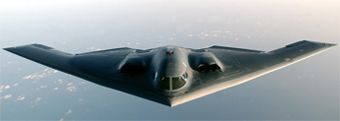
[[4, 40, 336, 107]]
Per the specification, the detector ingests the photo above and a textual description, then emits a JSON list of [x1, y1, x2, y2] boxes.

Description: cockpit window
[[158, 77, 170, 90], [157, 73, 187, 90], [182, 72, 188, 79], [172, 76, 186, 90]]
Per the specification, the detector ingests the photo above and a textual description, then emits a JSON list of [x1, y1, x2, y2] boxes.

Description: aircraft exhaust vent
[[189, 53, 223, 72], [196, 64, 221, 72], [135, 49, 152, 53]]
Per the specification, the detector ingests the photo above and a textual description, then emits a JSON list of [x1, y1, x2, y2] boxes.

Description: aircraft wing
[[4, 44, 184, 106], [4, 44, 77, 74], [4, 44, 131, 79], [169, 40, 336, 106]]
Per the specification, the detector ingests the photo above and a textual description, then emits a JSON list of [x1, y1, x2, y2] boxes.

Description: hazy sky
[[1, 0, 339, 120]]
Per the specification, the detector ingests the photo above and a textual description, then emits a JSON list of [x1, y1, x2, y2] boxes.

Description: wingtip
[[326, 43, 337, 47], [301, 40, 337, 47], [3, 47, 15, 52]]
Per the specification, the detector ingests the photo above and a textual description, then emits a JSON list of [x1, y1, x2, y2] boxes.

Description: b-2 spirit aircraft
[[4, 40, 336, 107]]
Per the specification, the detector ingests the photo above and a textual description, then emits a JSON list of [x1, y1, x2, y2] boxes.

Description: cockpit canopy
[[157, 72, 187, 90]]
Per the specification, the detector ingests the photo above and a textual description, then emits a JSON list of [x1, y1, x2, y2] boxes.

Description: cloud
[[66, 86, 76, 92], [23, 70, 55, 80], [16, 95, 25, 101], [4, 95, 12, 99], [58, 79, 63, 84], [30, 74, 37, 79], [13, 83, 18, 86], [23, 75, 32, 79], [67, 82, 73, 86], [65, 110, 72, 116], [4, 85, 10, 90], [35, 97, 41, 103], [37, 73, 47, 78]]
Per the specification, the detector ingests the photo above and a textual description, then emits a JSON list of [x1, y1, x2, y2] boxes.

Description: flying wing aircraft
[[3, 40, 336, 107]]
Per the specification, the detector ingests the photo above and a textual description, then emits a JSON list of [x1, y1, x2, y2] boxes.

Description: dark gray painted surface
[[3, 40, 336, 107], [1, 0, 339, 120]]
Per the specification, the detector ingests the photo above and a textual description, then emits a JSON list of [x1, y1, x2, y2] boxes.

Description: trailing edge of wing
[[209, 45, 265, 53], [75, 47, 132, 55]]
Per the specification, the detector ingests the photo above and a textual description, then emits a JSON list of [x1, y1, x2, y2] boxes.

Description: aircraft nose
[[162, 95, 187, 107], [164, 62, 185, 77]]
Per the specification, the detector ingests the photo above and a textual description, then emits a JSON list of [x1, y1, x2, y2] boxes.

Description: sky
[[0, 0, 339, 120]]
